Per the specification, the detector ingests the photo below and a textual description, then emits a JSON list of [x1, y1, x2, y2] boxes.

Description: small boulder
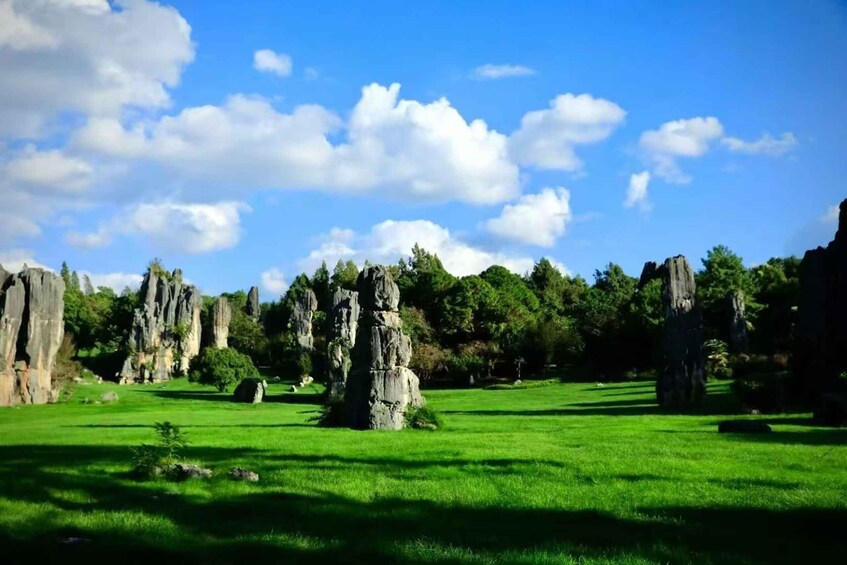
[[718, 420, 772, 434], [172, 463, 212, 480], [233, 378, 266, 404], [230, 467, 259, 482], [514, 379, 522, 386], [100, 391, 119, 402], [300, 375, 314, 386]]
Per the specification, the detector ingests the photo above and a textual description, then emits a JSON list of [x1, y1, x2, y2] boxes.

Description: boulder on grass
[[233, 378, 266, 403], [100, 391, 119, 402], [172, 463, 212, 480], [230, 467, 259, 482], [718, 420, 772, 434]]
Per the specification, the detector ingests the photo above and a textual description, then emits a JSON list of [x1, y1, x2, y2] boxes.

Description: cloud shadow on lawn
[[0, 444, 845, 563]]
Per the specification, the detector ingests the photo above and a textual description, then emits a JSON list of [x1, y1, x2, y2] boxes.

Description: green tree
[[330, 260, 359, 292], [190, 347, 259, 392], [697, 245, 757, 341]]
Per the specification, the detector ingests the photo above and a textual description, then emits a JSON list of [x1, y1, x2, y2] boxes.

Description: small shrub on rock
[[131, 421, 189, 479], [405, 405, 443, 430], [190, 347, 259, 392]]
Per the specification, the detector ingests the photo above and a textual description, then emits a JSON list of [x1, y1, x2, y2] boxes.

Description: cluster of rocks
[[345, 266, 424, 430], [0, 266, 65, 406], [327, 288, 360, 403], [118, 268, 203, 384], [212, 296, 231, 348], [795, 199, 847, 404], [640, 256, 705, 409]]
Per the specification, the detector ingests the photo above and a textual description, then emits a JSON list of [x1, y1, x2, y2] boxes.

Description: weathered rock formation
[[728, 290, 749, 353], [290, 289, 318, 351], [345, 266, 424, 430], [119, 268, 202, 384], [795, 198, 847, 400], [233, 378, 266, 403], [246, 286, 260, 320], [640, 256, 705, 409], [212, 296, 231, 349], [0, 266, 65, 406], [327, 288, 360, 403]]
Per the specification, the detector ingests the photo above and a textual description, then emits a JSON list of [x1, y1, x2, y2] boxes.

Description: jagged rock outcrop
[[0, 267, 65, 406], [212, 296, 231, 349], [119, 268, 202, 384], [246, 286, 260, 320], [346, 266, 423, 430], [728, 290, 749, 353], [795, 199, 847, 401], [640, 256, 705, 409], [327, 289, 360, 403], [290, 289, 318, 351]]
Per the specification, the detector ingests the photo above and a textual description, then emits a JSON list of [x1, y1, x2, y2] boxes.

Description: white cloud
[[721, 132, 797, 156], [639, 117, 724, 183], [253, 49, 292, 77], [261, 267, 288, 295], [298, 219, 542, 277], [624, 171, 651, 211], [821, 204, 841, 224], [82, 271, 143, 292], [0, 213, 41, 243], [74, 83, 520, 204], [0, 248, 51, 272], [509, 93, 626, 171], [485, 187, 572, 247], [472, 64, 536, 80], [0, 0, 194, 137], [66, 201, 250, 254], [5, 145, 92, 192]]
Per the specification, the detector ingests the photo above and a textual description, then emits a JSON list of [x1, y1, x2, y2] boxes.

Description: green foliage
[[330, 259, 359, 292], [704, 339, 732, 381], [404, 404, 443, 430], [409, 342, 448, 385], [131, 421, 189, 479], [190, 347, 259, 392], [731, 372, 791, 413], [228, 310, 268, 364]]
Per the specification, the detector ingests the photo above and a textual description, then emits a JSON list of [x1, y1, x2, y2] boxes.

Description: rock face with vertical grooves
[[246, 286, 260, 320], [795, 198, 847, 401], [327, 288, 360, 403], [728, 290, 749, 353], [291, 289, 318, 351], [639, 256, 705, 409], [346, 266, 423, 430], [0, 266, 65, 406], [212, 296, 231, 349], [118, 268, 202, 384]]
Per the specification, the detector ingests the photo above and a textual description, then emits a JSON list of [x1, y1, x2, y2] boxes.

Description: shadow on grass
[[0, 444, 845, 563], [140, 389, 326, 406], [67, 423, 317, 429]]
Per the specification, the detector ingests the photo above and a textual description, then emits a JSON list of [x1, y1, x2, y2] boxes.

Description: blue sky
[[1, 0, 845, 298]]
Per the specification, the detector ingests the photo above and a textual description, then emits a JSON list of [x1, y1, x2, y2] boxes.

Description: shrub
[[704, 339, 730, 381], [731, 372, 791, 413], [131, 421, 189, 479], [190, 347, 259, 392], [405, 404, 443, 430]]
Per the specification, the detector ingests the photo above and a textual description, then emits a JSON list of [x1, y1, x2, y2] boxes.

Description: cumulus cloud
[[298, 219, 546, 277], [509, 93, 626, 171], [624, 171, 651, 211], [0, 248, 51, 272], [639, 117, 724, 183], [0, 0, 194, 137], [66, 201, 250, 254], [261, 267, 288, 295], [5, 145, 92, 192], [485, 187, 572, 247], [81, 271, 143, 292], [821, 203, 841, 224], [253, 48, 292, 77], [74, 83, 520, 204], [721, 132, 797, 156], [471, 64, 535, 80]]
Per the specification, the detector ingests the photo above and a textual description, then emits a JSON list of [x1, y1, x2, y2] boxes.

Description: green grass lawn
[[0, 378, 845, 564]]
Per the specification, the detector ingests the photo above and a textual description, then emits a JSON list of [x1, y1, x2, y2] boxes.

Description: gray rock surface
[[327, 288, 360, 403], [728, 290, 749, 353], [795, 198, 847, 401], [233, 378, 266, 403], [230, 467, 259, 481], [290, 289, 318, 351], [172, 463, 212, 480], [212, 296, 231, 349], [118, 267, 202, 384], [246, 286, 260, 319], [0, 266, 65, 407], [640, 256, 705, 409], [100, 391, 119, 402], [346, 266, 423, 430]]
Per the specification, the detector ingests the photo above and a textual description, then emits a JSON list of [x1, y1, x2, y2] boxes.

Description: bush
[[405, 404, 443, 430], [704, 339, 730, 381], [731, 372, 791, 413], [190, 347, 259, 392], [131, 421, 189, 479]]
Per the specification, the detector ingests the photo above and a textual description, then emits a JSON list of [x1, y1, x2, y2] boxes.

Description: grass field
[[0, 378, 845, 564]]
